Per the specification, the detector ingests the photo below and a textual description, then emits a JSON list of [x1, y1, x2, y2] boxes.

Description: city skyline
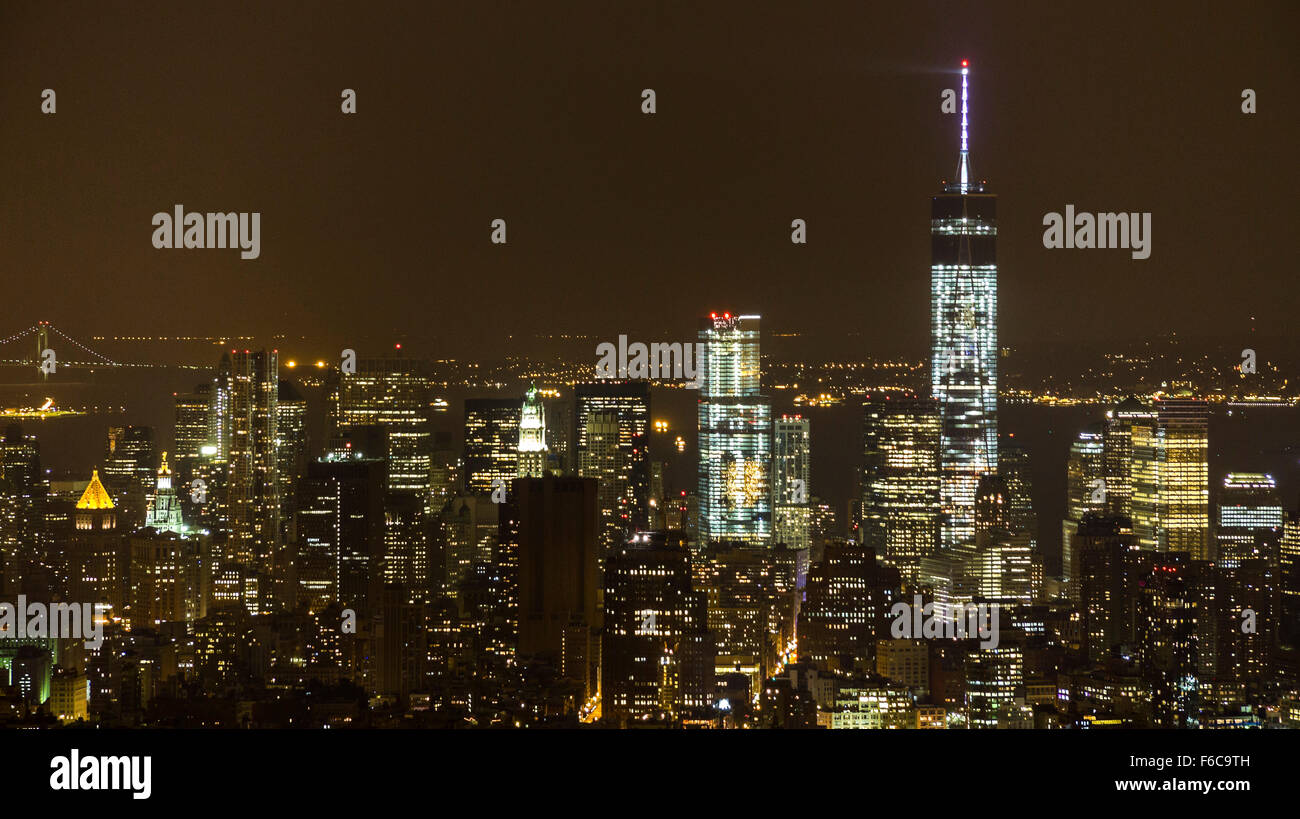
[[5, 5, 1300, 782]]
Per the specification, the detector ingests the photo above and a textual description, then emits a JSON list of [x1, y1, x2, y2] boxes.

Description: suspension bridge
[[0, 321, 210, 377]]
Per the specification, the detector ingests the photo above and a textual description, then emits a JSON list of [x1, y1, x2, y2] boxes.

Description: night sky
[[2, 1, 1295, 361]]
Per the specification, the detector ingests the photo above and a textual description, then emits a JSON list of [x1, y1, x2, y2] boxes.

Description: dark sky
[[2, 1, 1295, 363]]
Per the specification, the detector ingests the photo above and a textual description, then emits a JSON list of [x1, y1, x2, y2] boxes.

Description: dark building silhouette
[[601, 530, 712, 725], [798, 542, 900, 673], [510, 476, 599, 699]]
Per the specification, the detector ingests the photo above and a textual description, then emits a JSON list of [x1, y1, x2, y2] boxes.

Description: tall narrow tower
[[697, 313, 771, 546], [517, 383, 549, 477], [931, 60, 998, 549]]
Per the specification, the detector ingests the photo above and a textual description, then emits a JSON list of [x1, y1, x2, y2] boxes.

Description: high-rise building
[[144, 452, 186, 534], [998, 442, 1038, 548], [224, 349, 281, 610], [771, 415, 811, 553], [543, 394, 574, 475], [209, 354, 233, 462], [1076, 513, 1140, 661], [861, 395, 941, 584], [1281, 513, 1300, 663], [1216, 473, 1282, 567], [510, 476, 599, 698], [1131, 399, 1210, 559], [516, 384, 549, 478], [0, 425, 50, 594], [931, 61, 997, 550], [601, 530, 713, 725], [697, 313, 771, 547], [463, 397, 522, 494], [876, 639, 930, 698], [334, 356, 436, 606], [701, 542, 793, 685], [128, 528, 207, 628], [965, 639, 1025, 729], [294, 454, 386, 616], [1063, 423, 1107, 599], [1103, 397, 1156, 520], [972, 474, 1035, 602], [439, 494, 499, 594], [1211, 559, 1274, 686], [335, 354, 434, 498], [172, 386, 211, 486], [578, 411, 623, 556], [1136, 553, 1199, 728], [65, 470, 125, 616], [574, 382, 650, 543], [102, 425, 155, 524], [798, 542, 900, 672], [276, 379, 309, 543]]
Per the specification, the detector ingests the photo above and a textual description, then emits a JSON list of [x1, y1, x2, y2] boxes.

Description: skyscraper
[[224, 349, 281, 611], [516, 384, 549, 478], [511, 476, 599, 698], [172, 386, 211, 486], [276, 379, 309, 543], [335, 354, 434, 498], [102, 425, 155, 524], [601, 530, 713, 725], [861, 395, 940, 584], [1103, 397, 1156, 520], [1076, 513, 1139, 662], [931, 60, 997, 549], [463, 397, 522, 494], [1063, 423, 1106, 599], [0, 425, 50, 594], [697, 313, 771, 547], [578, 411, 623, 555], [574, 381, 650, 541], [1216, 473, 1282, 567], [1137, 554, 1200, 728], [798, 542, 899, 672], [145, 452, 186, 534], [294, 454, 386, 615], [1131, 399, 1210, 559], [66, 470, 123, 614], [771, 415, 810, 553]]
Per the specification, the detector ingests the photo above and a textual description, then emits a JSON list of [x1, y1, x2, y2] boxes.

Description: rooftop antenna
[[956, 59, 972, 193]]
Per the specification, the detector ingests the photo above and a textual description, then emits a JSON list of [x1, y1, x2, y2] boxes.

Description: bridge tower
[[36, 321, 50, 381]]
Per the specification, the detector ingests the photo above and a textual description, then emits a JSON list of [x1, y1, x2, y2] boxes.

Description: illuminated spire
[[951, 59, 980, 194]]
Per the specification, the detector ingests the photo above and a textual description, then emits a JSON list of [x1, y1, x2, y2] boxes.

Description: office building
[[601, 530, 713, 725], [697, 313, 770, 546], [463, 397, 522, 494], [1131, 399, 1210, 559], [931, 61, 997, 549], [1216, 472, 1282, 567], [574, 381, 650, 545], [771, 415, 811, 553], [516, 384, 549, 478]]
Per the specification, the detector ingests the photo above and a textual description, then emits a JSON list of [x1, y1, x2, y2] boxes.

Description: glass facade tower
[[698, 313, 771, 546], [931, 61, 997, 548]]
